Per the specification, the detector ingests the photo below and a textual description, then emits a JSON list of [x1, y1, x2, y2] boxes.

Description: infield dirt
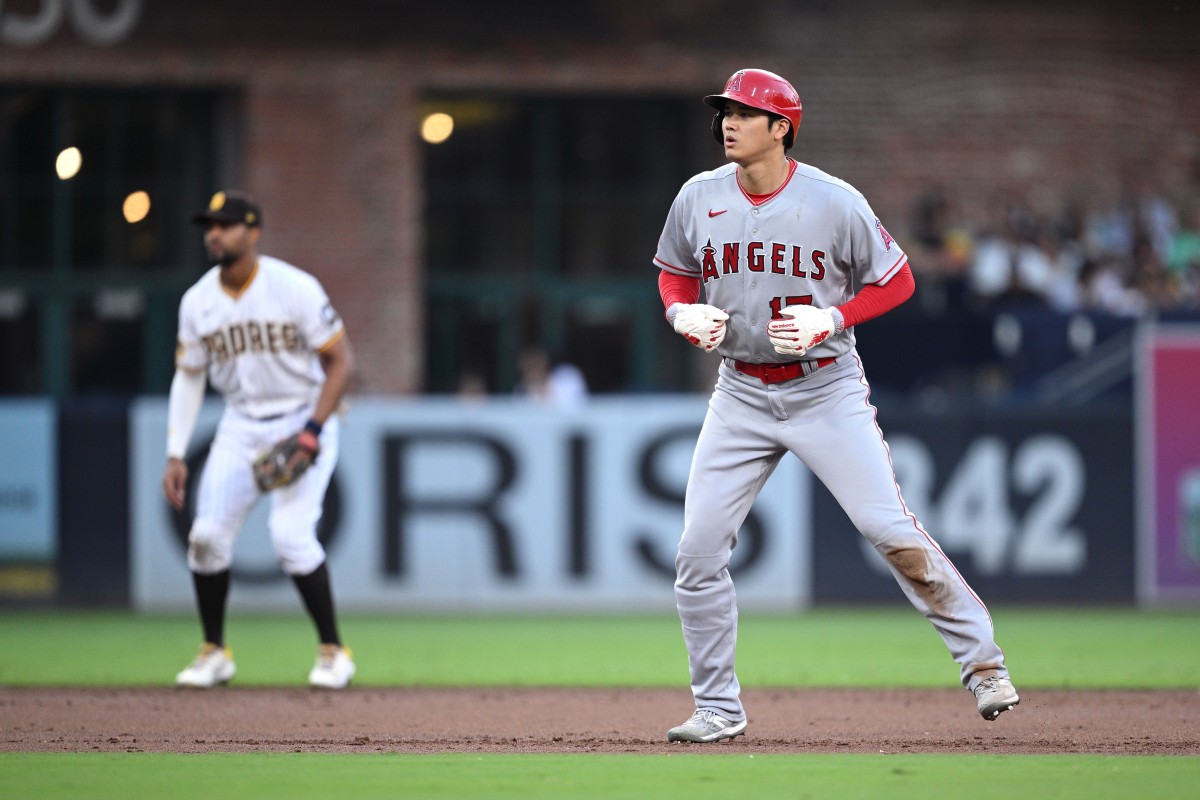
[[2, 687, 1197, 754]]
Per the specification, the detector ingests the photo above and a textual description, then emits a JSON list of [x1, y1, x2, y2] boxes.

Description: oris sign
[[129, 397, 810, 613], [0, 0, 142, 46]]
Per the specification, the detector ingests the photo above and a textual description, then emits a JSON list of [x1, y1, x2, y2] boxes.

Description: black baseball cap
[[191, 190, 262, 227]]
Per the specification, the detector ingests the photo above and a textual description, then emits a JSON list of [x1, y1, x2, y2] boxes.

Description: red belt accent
[[731, 357, 835, 384]]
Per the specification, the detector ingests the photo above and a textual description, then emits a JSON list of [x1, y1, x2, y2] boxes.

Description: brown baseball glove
[[252, 430, 320, 492]]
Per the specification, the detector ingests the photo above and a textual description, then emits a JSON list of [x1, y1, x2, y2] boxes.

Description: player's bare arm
[[268, 334, 355, 481], [312, 334, 354, 429]]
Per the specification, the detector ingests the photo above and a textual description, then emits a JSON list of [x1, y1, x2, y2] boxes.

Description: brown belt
[[730, 357, 836, 384]]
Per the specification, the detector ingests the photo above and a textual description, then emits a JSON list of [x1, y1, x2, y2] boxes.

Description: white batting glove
[[669, 303, 729, 353], [766, 305, 840, 357]]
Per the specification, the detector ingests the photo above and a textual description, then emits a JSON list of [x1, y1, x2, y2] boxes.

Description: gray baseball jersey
[[655, 158, 1010, 726], [654, 160, 908, 362]]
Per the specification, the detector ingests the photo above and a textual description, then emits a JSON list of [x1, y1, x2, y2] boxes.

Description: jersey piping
[[219, 259, 260, 300], [876, 253, 910, 285], [653, 254, 687, 273], [737, 158, 798, 206], [315, 327, 346, 354]]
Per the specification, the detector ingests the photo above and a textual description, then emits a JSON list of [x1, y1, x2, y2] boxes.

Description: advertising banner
[[812, 408, 1134, 602], [0, 400, 56, 561], [1137, 325, 1200, 605], [130, 397, 811, 612]]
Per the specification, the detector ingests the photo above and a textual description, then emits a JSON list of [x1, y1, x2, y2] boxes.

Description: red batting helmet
[[704, 68, 802, 149]]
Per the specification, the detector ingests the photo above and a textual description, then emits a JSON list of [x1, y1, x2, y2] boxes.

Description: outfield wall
[[4, 323, 1200, 610], [123, 398, 1133, 612], [0, 394, 1164, 611], [128, 397, 809, 613]]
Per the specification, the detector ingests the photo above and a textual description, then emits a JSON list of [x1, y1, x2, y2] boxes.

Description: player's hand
[[163, 457, 189, 511], [767, 305, 837, 357], [290, 430, 320, 472], [671, 304, 729, 353]]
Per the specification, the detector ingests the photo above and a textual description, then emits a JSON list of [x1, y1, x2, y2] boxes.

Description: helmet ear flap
[[710, 111, 724, 145]]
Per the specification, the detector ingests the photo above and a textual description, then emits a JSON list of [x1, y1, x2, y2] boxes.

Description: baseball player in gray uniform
[[654, 69, 1019, 743], [163, 191, 356, 689]]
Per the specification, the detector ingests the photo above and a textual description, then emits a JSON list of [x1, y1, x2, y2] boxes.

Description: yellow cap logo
[[245, 211, 257, 225], [209, 192, 226, 211]]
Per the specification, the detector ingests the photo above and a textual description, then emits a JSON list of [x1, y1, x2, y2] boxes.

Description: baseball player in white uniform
[[163, 191, 356, 689], [655, 70, 1019, 742]]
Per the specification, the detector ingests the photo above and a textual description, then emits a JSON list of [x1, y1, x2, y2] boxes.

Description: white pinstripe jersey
[[653, 159, 908, 362], [175, 255, 344, 419]]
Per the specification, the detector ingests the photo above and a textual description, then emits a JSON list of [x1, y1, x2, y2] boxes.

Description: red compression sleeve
[[659, 270, 701, 313], [836, 264, 915, 329]]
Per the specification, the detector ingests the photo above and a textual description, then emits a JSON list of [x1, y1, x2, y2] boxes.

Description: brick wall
[[3, 0, 1197, 393]]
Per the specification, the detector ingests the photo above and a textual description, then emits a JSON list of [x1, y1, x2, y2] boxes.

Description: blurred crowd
[[906, 172, 1200, 320]]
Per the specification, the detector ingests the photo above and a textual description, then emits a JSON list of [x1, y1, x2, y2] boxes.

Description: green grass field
[[1, 607, 1198, 687], [2, 607, 1198, 798], [2, 752, 1197, 800]]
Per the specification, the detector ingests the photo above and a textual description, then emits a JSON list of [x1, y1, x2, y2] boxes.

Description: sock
[[291, 561, 341, 646], [192, 569, 230, 647]]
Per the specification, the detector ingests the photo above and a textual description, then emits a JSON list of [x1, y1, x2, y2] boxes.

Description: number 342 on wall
[[861, 434, 1088, 576]]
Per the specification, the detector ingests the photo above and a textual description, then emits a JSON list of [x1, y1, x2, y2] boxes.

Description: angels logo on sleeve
[[875, 218, 895, 251]]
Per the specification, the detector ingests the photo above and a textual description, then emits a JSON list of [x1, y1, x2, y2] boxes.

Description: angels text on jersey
[[697, 239, 828, 284]]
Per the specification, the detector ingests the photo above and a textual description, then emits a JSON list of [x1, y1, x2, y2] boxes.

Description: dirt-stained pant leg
[[782, 356, 1009, 691], [676, 368, 784, 721]]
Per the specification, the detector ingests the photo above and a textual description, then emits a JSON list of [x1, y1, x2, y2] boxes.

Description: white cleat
[[667, 709, 748, 743], [974, 675, 1020, 720], [308, 644, 356, 689], [176, 643, 236, 688]]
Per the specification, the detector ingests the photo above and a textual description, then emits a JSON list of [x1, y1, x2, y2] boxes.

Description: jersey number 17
[[768, 295, 813, 319]]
